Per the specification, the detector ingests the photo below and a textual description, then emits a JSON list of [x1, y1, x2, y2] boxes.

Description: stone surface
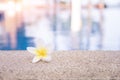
[[0, 51, 120, 80]]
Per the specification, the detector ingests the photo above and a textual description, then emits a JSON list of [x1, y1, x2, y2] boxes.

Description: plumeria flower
[[27, 39, 53, 63]]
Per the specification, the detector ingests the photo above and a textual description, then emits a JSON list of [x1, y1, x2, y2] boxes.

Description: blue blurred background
[[0, 0, 120, 50]]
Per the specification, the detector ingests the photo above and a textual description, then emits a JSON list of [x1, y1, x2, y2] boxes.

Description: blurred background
[[0, 0, 120, 50]]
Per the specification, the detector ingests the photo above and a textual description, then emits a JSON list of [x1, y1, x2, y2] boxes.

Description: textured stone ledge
[[0, 51, 120, 80]]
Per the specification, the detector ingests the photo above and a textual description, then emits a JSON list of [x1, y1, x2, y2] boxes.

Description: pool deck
[[0, 51, 120, 80]]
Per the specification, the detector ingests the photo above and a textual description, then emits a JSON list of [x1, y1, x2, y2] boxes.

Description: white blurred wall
[[103, 8, 120, 50]]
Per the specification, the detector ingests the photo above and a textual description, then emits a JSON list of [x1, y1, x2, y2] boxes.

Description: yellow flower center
[[36, 48, 47, 58]]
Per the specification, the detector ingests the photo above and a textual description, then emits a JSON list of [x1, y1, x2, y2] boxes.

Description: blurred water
[[0, 0, 120, 51]]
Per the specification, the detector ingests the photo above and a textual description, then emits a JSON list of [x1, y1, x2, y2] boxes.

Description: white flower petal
[[32, 56, 41, 63], [42, 56, 52, 62], [45, 43, 54, 54], [27, 47, 36, 54]]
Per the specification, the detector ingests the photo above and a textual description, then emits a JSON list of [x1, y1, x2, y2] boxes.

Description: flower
[[27, 39, 53, 63]]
